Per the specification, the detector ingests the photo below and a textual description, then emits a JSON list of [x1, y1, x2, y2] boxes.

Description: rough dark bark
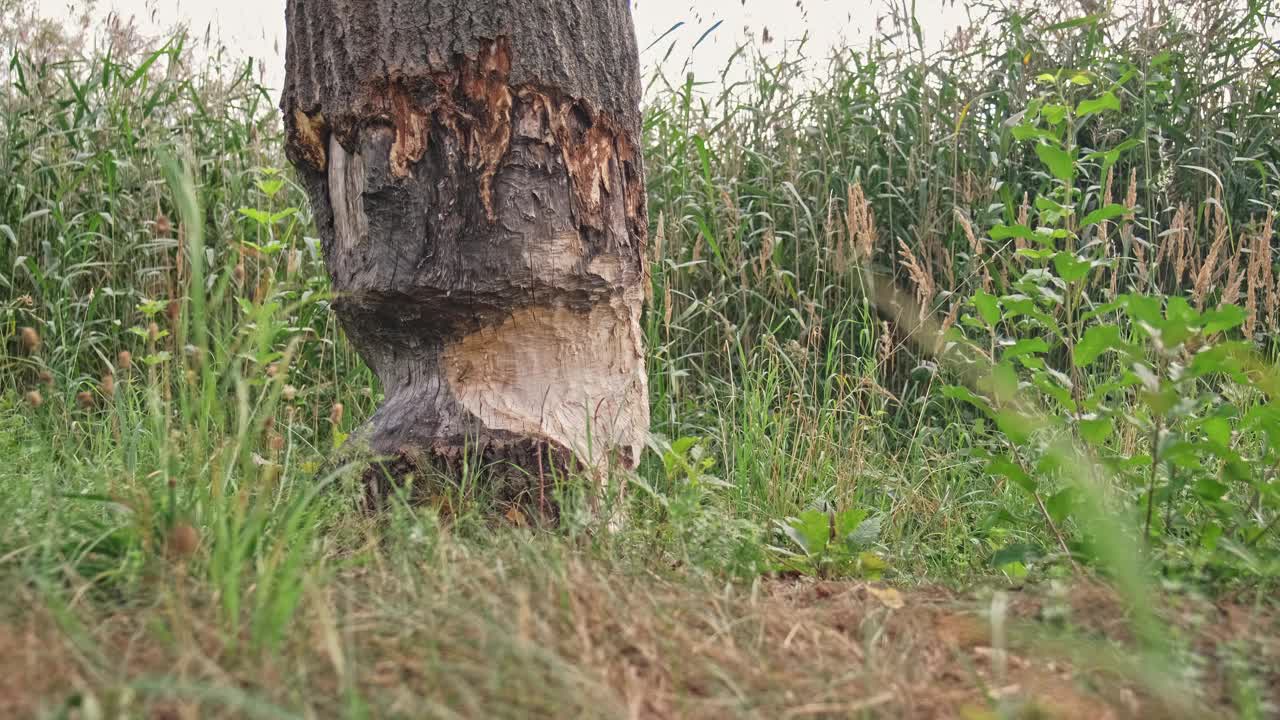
[[281, 0, 649, 484]]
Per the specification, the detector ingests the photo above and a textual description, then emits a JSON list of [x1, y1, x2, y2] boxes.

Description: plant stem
[[1144, 417, 1162, 548], [1246, 513, 1280, 548], [1034, 489, 1079, 570]]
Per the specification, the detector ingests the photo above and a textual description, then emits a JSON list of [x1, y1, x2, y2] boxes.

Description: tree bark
[[280, 0, 649, 486]]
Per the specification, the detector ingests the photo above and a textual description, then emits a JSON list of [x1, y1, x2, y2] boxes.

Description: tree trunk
[[280, 0, 649, 488]]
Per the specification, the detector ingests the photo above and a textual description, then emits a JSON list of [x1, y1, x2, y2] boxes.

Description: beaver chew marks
[[282, 0, 649, 493]]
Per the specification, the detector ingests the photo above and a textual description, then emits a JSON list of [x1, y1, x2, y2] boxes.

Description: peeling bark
[[282, 0, 649, 490]]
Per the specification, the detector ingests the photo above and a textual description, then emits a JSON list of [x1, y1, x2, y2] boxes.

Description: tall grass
[[1, 0, 1279, 716]]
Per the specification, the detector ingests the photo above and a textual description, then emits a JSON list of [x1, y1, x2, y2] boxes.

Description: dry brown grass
[[898, 239, 935, 321], [2, 551, 1275, 720], [836, 182, 877, 275]]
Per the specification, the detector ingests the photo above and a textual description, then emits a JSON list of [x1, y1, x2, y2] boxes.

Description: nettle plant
[[943, 70, 1280, 580]]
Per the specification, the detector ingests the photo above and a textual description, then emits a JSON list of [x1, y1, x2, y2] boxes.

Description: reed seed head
[[20, 326, 39, 352], [25, 390, 43, 408], [77, 391, 94, 409], [168, 522, 200, 559], [117, 350, 132, 371], [329, 402, 344, 426]]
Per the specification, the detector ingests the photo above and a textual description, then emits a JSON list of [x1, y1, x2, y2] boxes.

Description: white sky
[[33, 0, 974, 94]]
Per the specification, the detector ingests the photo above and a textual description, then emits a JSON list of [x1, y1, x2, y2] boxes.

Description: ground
[[3, 556, 1275, 719]]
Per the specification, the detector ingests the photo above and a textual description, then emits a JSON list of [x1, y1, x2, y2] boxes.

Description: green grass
[[2, 0, 1280, 716]]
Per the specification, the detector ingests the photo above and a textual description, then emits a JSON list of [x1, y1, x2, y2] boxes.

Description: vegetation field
[[2, 1, 1279, 717]]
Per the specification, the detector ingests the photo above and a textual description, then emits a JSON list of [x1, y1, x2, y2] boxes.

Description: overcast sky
[[32, 0, 974, 92]]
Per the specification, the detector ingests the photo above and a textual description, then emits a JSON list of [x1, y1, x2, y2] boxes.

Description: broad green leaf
[[238, 207, 272, 225], [990, 362, 1020, 401], [1076, 324, 1129, 366], [1054, 251, 1092, 282], [1081, 203, 1129, 227], [270, 207, 299, 223], [1192, 477, 1228, 501], [1079, 415, 1113, 444], [1165, 296, 1198, 326], [1012, 124, 1056, 142], [1124, 294, 1165, 327], [990, 223, 1037, 241], [1035, 143, 1075, 182], [992, 542, 1041, 568], [995, 408, 1046, 445], [1076, 91, 1121, 118], [1202, 304, 1246, 334], [973, 291, 1001, 327], [846, 515, 882, 550], [256, 178, 285, 197], [1002, 338, 1049, 360], [1031, 371, 1076, 412], [1042, 104, 1068, 126], [943, 385, 994, 415], [1046, 488, 1079, 524], [835, 508, 869, 540], [989, 455, 1037, 494], [786, 510, 830, 557]]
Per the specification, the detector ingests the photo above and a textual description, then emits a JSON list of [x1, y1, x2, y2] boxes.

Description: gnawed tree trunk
[[281, 1, 649, 491]]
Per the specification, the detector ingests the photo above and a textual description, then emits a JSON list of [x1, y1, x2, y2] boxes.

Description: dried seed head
[[1193, 197, 1231, 309], [1262, 210, 1276, 329], [77, 391, 94, 409], [954, 208, 990, 292], [166, 299, 181, 327], [1163, 202, 1190, 284], [262, 416, 276, 432], [155, 213, 173, 236], [148, 322, 161, 342], [268, 432, 285, 452], [266, 363, 279, 378], [167, 522, 200, 558], [117, 350, 133, 371], [25, 390, 43, 408], [897, 239, 935, 320], [38, 369, 54, 386], [20, 326, 39, 352], [846, 182, 878, 266], [233, 263, 246, 286], [1099, 168, 1115, 275], [329, 402, 344, 426], [876, 321, 894, 368], [1222, 252, 1243, 308], [282, 384, 297, 401], [938, 300, 961, 351], [101, 372, 115, 396], [1014, 193, 1031, 258]]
